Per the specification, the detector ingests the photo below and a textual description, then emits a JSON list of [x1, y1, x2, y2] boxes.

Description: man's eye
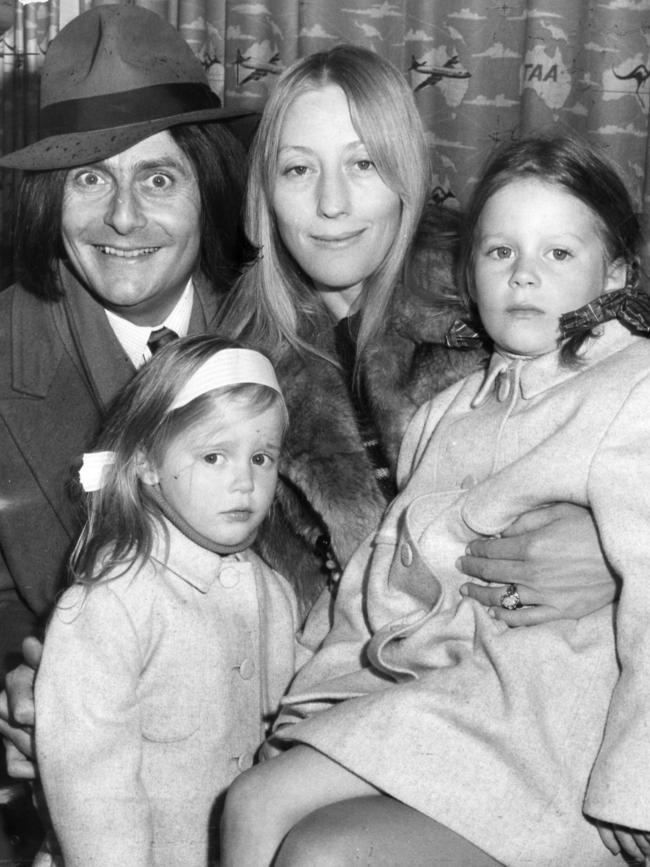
[[204, 453, 221, 465], [77, 171, 103, 187], [149, 174, 172, 189]]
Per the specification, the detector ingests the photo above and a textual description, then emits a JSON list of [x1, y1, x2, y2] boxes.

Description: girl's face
[[144, 398, 283, 548], [272, 84, 402, 311], [473, 178, 626, 356]]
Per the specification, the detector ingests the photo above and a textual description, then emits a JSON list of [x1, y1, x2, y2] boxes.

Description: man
[[0, 4, 253, 855], [0, 3, 254, 683]]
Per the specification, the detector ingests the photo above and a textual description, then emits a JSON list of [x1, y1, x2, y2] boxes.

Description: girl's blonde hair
[[218, 44, 431, 369], [70, 335, 287, 585]]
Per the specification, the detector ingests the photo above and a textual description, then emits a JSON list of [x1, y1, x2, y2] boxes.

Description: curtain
[[1, 0, 649, 288]]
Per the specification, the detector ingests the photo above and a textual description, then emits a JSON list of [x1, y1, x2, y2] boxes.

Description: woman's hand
[[0, 636, 42, 779], [597, 820, 650, 863], [456, 503, 619, 626]]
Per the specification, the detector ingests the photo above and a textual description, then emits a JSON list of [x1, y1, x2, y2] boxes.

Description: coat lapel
[[2, 282, 130, 540]]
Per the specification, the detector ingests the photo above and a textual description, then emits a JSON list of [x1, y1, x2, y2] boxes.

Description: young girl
[[34, 336, 305, 867], [221, 134, 650, 867]]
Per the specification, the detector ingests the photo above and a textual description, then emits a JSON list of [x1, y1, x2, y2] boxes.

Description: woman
[[218, 44, 612, 621], [220, 46, 489, 610]]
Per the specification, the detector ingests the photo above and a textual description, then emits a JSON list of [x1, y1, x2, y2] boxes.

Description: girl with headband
[[34, 335, 306, 867]]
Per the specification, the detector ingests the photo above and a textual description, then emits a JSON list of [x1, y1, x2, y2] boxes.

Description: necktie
[[147, 326, 179, 355]]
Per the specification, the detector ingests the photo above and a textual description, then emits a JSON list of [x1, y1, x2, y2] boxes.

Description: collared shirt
[[104, 280, 194, 369]]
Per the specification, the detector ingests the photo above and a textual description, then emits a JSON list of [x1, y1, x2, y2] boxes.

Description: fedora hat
[[0, 4, 253, 170]]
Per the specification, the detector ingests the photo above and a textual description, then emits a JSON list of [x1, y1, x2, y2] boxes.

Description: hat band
[[39, 82, 221, 137]]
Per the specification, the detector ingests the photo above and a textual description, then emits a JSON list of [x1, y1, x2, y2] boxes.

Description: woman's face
[[272, 84, 402, 309]]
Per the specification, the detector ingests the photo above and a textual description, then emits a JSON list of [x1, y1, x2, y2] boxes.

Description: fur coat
[[254, 206, 486, 617]]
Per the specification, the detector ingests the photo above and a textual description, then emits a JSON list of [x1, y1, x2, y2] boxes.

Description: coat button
[[236, 752, 254, 771], [219, 567, 240, 588], [496, 372, 511, 402], [400, 542, 413, 567], [236, 658, 255, 680], [461, 474, 477, 490]]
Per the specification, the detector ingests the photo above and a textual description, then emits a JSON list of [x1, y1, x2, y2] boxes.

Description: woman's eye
[[355, 159, 375, 172], [551, 248, 570, 261], [283, 164, 310, 178], [251, 453, 273, 467]]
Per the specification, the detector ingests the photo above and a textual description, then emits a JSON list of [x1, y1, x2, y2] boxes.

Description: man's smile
[[94, 245, 161, 258]]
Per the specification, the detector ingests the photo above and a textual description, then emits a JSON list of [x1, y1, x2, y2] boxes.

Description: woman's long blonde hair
[[218, 44, 431, 368]]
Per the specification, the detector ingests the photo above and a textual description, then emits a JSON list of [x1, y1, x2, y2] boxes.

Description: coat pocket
[[139, 629, 205, 743], [140, 676, 203, 743]]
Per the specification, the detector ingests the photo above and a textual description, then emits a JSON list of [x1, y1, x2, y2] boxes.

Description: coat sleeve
[[582, 374, 650, 831], [278, 386, 468, 727], [35, 584, 154, 867], [0, 544, 39, 680], [396, 378, 467, 489], [274, 534, 388, 728]]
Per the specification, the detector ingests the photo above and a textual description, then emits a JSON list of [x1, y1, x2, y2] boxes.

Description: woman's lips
[[310, 229, 364, 247]]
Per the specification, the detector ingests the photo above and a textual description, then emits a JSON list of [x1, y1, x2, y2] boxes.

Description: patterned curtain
[[2, 0, 649, 288]]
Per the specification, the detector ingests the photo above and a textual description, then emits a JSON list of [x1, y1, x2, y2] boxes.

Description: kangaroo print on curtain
[[1, 0, 649, 287]]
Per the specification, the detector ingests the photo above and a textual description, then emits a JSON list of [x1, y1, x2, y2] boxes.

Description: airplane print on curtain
[[1, 0, 649, 286]]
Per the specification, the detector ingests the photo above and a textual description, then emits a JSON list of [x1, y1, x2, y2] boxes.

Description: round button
[[236, 752, 254, 771], [237, 658, 255, 680], [400, 542, 413, 567], [461, 474, 477, 490], [219, 567, 240, 588]]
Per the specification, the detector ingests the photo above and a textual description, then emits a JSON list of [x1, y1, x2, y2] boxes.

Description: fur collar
[[261, 206, 487, 604]]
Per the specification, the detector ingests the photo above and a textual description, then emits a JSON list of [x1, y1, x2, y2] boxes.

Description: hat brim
[[0, 106, 258, 171]]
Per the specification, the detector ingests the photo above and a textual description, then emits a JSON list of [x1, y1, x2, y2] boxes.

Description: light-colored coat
[[277, 321, 650, 867], [36, 520, 305, 867]]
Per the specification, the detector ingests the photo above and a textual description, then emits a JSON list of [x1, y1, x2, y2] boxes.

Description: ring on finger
[[500, 583, 523, 610]]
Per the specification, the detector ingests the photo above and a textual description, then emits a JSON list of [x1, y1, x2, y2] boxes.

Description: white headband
[[168, 348, 283, 412], [78, 349, 283, 493]]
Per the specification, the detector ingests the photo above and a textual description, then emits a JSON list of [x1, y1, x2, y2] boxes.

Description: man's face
[[61, 131, 202, 326]]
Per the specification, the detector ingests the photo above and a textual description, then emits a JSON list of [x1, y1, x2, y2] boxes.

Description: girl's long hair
[[70, 335, 285, 585], [459, 131, 644, 363], [217, 44, 431, 371]]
